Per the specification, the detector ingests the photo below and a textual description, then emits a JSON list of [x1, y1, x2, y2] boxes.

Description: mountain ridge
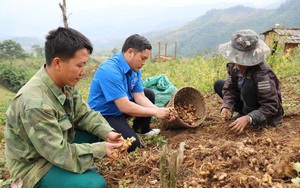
[[2, 0, 298, 57], [146, 0, 300, 57]]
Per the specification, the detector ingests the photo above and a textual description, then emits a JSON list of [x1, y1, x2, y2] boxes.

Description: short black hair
[[45, 27, 93, 66], [121, 34, 152, 53]]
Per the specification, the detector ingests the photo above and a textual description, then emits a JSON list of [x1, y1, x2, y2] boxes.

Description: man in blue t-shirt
[[88, 34, 175, 152]]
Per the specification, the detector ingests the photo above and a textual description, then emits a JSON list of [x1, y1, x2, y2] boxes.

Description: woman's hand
[[228, 115, 251, 134], [220, 108, 232, 121]]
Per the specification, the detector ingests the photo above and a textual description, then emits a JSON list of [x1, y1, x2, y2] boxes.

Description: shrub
[[0, 64, 30, 92]]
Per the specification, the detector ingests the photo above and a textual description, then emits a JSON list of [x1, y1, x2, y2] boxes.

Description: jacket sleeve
[[23, 107, 106, 173], [248, 69, 281, 126], [221, 63, 240, 111], [72, 87, 115, 140], [22, 87, 114, 173]]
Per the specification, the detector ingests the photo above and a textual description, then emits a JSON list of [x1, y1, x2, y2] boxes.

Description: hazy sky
[[0, 0, 278, 9], [0, 0, 283, 39], [66, 0, 276, 9]]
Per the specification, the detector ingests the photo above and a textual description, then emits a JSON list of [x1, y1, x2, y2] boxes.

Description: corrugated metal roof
[[261, 28, 300, 44]]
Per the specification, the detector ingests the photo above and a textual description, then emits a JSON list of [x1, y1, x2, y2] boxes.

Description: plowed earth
[[1, 77, 300, 188], [97, 77, 300, 188]]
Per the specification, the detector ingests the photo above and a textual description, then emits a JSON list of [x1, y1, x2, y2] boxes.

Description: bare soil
[[1, 77, 300, 188], [97, 78, 300, 188]]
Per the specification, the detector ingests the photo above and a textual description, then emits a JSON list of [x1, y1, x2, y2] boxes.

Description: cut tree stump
[[160, 142, 185, 188]]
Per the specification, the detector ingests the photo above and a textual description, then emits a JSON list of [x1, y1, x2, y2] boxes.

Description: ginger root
[[111, 136, 136, 159], [169, 107, 178, 116]]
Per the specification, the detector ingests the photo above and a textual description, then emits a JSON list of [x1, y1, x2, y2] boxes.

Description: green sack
[[143, 74, 177, 107]]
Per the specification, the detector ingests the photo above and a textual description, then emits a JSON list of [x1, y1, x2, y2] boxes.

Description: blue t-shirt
[[88, 52, 144, 116]]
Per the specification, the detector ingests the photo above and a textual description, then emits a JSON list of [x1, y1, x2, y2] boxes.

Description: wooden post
[[158, 42, 161, 60], [164, 43, 168, 57], [174, 42, 177, 59]]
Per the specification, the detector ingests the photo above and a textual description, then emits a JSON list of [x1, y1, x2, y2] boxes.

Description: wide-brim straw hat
[[218, 29, 270, 66]]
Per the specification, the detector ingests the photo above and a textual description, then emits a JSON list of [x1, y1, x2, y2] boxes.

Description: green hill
[[148, 0, 300, 57]]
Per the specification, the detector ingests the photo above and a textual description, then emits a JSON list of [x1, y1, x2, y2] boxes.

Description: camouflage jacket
[[222, 61, 283, 126], [5, 65, 114, 188]]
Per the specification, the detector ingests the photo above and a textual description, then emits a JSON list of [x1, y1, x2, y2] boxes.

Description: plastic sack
[[143, 74, 177, 107]]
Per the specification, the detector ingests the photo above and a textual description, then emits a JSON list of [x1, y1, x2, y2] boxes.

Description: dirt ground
[[1, 77, 300, 187], [97, 79, 300, 188]]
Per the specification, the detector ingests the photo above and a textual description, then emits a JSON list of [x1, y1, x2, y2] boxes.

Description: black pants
[[103, 88, 155, 152], [214, 79, 256, 113], [214, 79, 283, 126]]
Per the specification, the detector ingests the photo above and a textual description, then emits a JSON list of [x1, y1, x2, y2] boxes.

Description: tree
[[0, 39, 27, 68], [59, 0, 69, 28], [31, 45, 44, 57]]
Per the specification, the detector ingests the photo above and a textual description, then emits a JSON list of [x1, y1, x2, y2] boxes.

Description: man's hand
[[111, 137, 136, 159], [228, 115, 251, 134], [106, 131, 124, 143], [105, 131, 125, 159], [105, 142, 123, 159], [220, 108, 232, 121], [155, 107, 176, 122]]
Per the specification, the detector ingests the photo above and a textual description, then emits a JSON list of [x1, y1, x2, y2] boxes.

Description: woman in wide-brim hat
[[213, 29, 284, 133], [218, 29, 270, 66]]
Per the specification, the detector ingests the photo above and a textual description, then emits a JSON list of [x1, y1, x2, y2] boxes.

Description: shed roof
[[261, 27, 300, 44]]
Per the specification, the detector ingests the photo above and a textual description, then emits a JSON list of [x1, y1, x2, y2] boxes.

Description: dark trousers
[[104, 88, 155, 152], [214, 79, 283, 126], [213, 79, 244, 113]]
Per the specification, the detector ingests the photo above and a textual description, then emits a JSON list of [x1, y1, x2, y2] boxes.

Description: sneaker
[[143, 129, 161, 136]]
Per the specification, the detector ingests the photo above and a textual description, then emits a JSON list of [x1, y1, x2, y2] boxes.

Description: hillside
[[2, 0, 298, 57], [147, 0, 300, 57]]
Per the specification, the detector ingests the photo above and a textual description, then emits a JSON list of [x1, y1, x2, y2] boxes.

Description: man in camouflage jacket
[[5, 27, 123, 188]]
